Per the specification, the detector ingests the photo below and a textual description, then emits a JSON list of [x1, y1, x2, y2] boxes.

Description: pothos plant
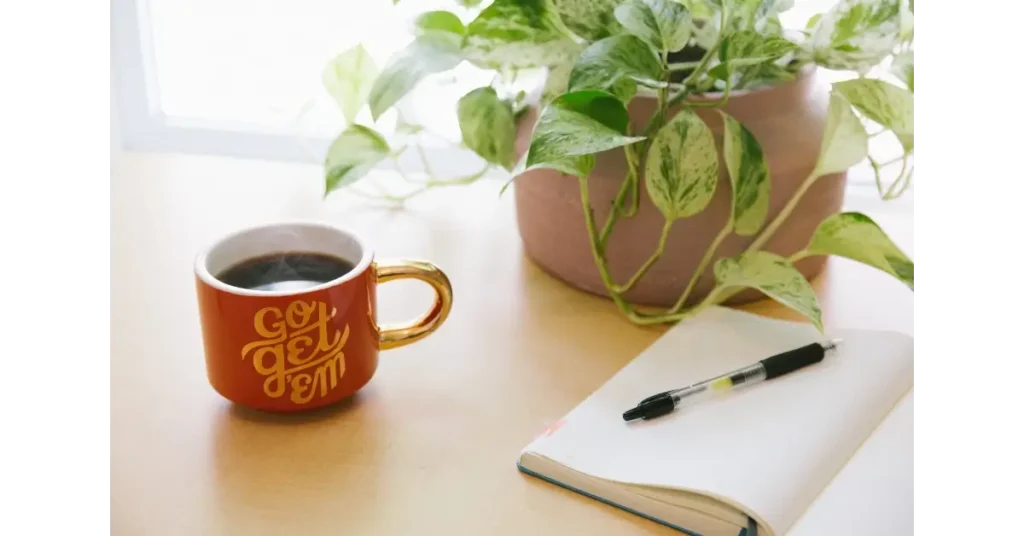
[[319, 0, 915, 330]]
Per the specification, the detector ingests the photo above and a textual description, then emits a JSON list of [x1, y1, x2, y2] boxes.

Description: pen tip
[[822, 338, 843, 355], [622, 407, 644, 422]]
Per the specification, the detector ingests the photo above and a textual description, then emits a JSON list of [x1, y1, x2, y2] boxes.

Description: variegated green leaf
[[806, 212, 913, 290], [568, 35, 664, 98], [719, 30, 798, 65], [891, 50, 913, 92], [712, 30, 798, 83], [806, 0, 901, 72], [464, 0, 580, 70], [322, 44, 379, 125], [457, 87, 516, 170], [714, 252, 823, 331], [614, 0, 693, 56], [368, 34, 462, 121], [526, 154, 597, 178], [415, 11, 466, 38], [899, 0, 913, 40], [734, 62, 797, 87], [526, 90, 645, 177], [719, 111, 770, 236], [551, 0, 624, 41], [813, 92, 868, 177], [703, 0, 785, 32], [760, 14, 784, 36], [324, 125, 391, 196], [542, 60, 575, 105], [833, 78, 913, 151], [555, 37, 639, 104], [644, 109, 718, 220]]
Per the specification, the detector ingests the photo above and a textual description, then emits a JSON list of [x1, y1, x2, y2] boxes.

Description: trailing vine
[[318, 0, 915, 330]]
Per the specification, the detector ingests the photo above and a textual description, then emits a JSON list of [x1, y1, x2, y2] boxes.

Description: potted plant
[[318, 0, 914, 330]]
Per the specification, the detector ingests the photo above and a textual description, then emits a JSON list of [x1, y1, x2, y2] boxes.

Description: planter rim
[[634, 63, 818, 103]]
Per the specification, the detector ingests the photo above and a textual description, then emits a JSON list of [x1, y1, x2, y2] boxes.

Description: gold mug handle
[[375, 260, 453, 350]]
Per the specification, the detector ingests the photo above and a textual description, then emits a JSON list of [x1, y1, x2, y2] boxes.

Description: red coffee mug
[[194, 221, 453, 412]]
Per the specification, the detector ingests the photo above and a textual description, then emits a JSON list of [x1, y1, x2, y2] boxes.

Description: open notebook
[[517, 307, 913, 536]]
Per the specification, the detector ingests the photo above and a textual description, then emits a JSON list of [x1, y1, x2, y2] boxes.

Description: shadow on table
[[209, 389, 393, 531], [225, 392, 367, 424]]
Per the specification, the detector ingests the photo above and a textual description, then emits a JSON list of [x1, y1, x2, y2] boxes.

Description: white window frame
[[111, 0, 911, 205]]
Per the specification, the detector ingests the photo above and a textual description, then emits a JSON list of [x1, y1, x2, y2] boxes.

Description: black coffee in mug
[[216, 252, 355, 292]]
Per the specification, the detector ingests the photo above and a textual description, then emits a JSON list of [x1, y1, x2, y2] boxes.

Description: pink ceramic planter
[[512, 68, 846, 307]]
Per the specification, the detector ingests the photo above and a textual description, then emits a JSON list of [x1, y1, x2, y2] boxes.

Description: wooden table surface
[[111, 152, 914, 536]]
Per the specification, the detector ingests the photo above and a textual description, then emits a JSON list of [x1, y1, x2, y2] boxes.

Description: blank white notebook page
[[523, 307, 914, 534], [787, 390, 913, 536]]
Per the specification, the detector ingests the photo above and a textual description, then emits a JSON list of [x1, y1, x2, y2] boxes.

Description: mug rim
[[194, 220, 374, 297]]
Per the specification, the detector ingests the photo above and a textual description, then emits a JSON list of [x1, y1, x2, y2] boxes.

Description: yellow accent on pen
[[710, 377, 733, 392]]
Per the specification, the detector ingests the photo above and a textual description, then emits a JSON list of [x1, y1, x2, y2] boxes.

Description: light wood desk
[[111, 152, 913, 535]]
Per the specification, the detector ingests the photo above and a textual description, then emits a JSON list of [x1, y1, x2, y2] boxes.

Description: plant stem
[[614, 219, 673, 293], [789, 250, 812, 262], [668, 60, 703, 71], [627, 284, 726, 325], [599, 173, 634, 250], [708, 171, 823, 306], [670, 224, 732, 313], [685, 73, 734, 109], [359, 163, 491, 203], [868, 155, 885, 197], [625, 145, 640, 217], [746, 171, 820, 254], [578, 177, 635, 316], [882, 153, 910, 199], [681, 6, 729, 91], [599, 143, 642, 248], [646, 5, 730, 136]]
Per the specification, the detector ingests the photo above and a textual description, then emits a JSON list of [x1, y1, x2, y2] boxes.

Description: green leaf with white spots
[[322, 45, 379, 125], [891, 50, 913, 92], [555, 37, 641, 104], [568, 35, 664, 97], [525, 90, 645, 177], [813, 92, 868, 177], [734, 62, 797, 87], [464, 0, 581, 70], [714, 252, 823, 332], [712, 30, 798, 83], [525, 154, 597, 178], [760, 14, 784, 36], [414, 11, 466, 38], [719, 30, 798, 66], [703, 0, 786, 32], [614, 0, 693, 56], [806, 212, 913, 290], [833, 78, 913, 151], [805, 0, 901, 72], [644, 109, 718, 220], [551, 0, 624, 41], [899, 0, 913, 40], [691, 10, 720, 50], [542, 60, 575, 105], [719, 111, 770, 236], [368, 34, 463, 121], [324, 125, 391, 196], [458, 87, 516, 170]]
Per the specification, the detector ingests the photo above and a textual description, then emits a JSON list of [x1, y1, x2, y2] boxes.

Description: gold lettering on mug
[[241, 300, 349, 403]]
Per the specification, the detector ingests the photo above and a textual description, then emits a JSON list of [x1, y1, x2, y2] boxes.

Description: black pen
[[623, 339, 843, 422]]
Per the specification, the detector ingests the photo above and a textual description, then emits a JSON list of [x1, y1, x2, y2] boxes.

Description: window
[[112, 0, 910, 198]]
